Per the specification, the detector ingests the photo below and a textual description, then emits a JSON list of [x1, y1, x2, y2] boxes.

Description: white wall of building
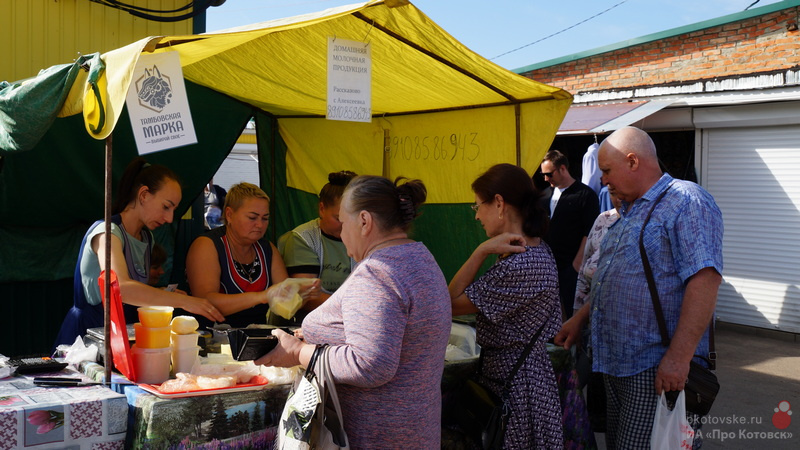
[[213, 143, 259, 191]]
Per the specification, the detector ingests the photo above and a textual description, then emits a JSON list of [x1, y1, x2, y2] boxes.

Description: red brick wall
[[522, 7, 800, 94]]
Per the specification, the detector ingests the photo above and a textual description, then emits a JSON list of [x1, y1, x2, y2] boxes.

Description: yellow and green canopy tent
[[0, 0, 570, 352]]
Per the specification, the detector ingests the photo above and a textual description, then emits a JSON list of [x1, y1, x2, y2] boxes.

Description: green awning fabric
[[0, 55, 100, 154]]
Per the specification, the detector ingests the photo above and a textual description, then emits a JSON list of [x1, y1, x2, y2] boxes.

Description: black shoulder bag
[[455, 320, 548, 449], [639, 185, 720, 416]]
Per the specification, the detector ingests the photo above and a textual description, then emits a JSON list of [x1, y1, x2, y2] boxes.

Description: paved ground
[[592, 322, 800, 449]]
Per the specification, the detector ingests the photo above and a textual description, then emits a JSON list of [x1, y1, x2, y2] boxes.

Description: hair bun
[[394, 178, 427, 226], [398, 193, 416, 225], [328, 170, 358, 186]]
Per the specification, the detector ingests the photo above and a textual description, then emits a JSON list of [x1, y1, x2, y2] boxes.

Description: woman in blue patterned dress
[[449, 163, 564, 449]]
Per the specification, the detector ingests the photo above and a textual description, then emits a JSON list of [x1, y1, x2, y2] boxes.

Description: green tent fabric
[[0, 54, 100, 154]]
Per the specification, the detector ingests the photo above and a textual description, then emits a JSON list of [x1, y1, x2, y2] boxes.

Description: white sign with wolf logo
[[126, 51, 197, 154]]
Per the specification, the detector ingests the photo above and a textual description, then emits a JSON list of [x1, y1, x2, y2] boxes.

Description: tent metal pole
[[269, 116, 277, 243], [515, 104, 521, 167], [382, 129, 390, 177], [104, 134, 113, 386]]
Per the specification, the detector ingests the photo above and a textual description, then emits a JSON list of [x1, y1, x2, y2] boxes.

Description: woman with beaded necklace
[[186, 182, 319, 328]]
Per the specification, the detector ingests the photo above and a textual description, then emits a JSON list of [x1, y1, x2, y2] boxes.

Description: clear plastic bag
[[157, 373, 238, 393], [268, 278, 318, 319], [447, 322, 480, 360], [58, 335, 99, 365], [193, 360, 260, 383], [0, 354, 13, 378], [261, 365, 302, 385]]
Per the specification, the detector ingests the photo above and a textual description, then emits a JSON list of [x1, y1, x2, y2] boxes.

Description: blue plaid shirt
[[590, 174, 723, 377]]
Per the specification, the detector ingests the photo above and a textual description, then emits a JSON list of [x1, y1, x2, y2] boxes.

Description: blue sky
[[204, 0, 784, 70]]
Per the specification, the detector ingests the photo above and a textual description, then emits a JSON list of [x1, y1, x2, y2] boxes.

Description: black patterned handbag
[[457, 377, 508, 449], [454, 320, 548, 449]]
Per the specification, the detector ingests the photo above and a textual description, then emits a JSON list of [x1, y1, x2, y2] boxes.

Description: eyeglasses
[[541, 172, 554, 178], [470, 200, 490, 212]]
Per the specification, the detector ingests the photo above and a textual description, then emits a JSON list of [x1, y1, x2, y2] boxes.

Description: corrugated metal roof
[[514, 0, 800, 73], [557, 101, 644, 133], [557, 100, 676, 134]]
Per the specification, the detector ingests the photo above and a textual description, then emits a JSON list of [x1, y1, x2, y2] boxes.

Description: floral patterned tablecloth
[[0, 367, 127, 449]]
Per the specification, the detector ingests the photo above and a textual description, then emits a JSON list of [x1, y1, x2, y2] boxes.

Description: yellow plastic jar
[[138, 306, 174, 328], [134, 323, 171, 348]]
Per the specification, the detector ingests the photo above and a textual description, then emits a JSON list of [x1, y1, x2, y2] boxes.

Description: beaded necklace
[[228, 236, 259, 283]]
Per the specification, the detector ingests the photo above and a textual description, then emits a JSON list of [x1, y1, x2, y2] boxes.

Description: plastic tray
[[138, 379, 270, 399]]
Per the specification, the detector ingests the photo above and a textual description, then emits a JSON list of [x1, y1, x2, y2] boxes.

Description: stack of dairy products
[[170, 315, 200, 375]]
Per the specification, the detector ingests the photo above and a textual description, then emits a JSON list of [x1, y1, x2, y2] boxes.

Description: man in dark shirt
[[540, 150, 600, 318]]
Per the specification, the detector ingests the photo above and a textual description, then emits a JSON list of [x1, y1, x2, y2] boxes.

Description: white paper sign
[[126, 51, 197, 154], [327, 37, 372, 123]]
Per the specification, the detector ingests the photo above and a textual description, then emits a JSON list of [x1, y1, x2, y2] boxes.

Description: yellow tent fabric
[[66, 0, 572, 203]]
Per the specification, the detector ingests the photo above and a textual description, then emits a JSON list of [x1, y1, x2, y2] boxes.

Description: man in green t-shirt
[[277, 171, 357, 320]]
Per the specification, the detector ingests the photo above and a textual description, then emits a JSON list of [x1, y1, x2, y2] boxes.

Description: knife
[[33, 377, 103, 387]]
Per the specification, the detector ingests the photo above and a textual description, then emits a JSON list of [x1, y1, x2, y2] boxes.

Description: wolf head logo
[[136, 65, 173, 113]]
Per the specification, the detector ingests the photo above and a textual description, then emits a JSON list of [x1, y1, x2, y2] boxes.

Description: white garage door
[[704, 125, 800, 333]]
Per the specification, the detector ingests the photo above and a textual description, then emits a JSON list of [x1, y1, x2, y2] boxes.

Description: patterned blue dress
[[465, 243, 564, 449]]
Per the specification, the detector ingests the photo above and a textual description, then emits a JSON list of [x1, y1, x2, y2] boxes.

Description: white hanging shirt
[[550, 186, 564, 218]]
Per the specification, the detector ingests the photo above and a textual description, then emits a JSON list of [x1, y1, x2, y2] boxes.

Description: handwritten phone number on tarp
[[390, 133, 480, 162], [327, 105, 372, 121]]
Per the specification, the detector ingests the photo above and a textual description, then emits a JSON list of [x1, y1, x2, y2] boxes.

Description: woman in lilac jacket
[[258, 175, 452, 449]]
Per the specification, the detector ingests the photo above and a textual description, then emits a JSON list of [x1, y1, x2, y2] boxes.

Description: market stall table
[[67, 319, 595, 449], [81, 361, 292, 449], [0, 367, 127, 449]]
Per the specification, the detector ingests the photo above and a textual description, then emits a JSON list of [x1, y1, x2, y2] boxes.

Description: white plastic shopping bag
[[651, 391, 695, 450], [275, 369, 320, 450], [275, 346, 348, 450]]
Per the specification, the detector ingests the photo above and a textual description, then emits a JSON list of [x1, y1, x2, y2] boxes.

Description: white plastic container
[[171, 346, 200, 375], [171, 331, 199, 349], [131, 345, 171, 384]]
